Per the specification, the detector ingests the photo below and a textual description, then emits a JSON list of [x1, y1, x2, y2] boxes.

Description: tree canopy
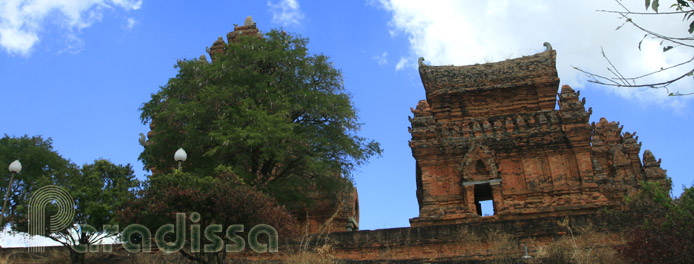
[[55, 159, 139, 263], [0, 135, 79, 231], [139, 29, 382, 209], [0, 135, 139, 264], [614, 180, 694, 263], [119, 169, 295, 264]]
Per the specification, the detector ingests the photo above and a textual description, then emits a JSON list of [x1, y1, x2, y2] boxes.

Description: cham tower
[[408, 43, 667, 227]]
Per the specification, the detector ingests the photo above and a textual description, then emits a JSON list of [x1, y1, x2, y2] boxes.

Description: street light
[[522, 243, 532, 260], [174, 148, 187, 170], [1, 160, 22, 227]]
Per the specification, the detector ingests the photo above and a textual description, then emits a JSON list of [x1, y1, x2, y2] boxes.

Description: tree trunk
[[70, 233, 89, 264], [69, 250, 85, 264]]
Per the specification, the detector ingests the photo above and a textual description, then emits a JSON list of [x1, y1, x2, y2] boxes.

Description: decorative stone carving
[[460, 143, 499, 182]]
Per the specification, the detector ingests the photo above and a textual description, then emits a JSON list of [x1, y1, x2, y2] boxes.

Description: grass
[[0, 248, 69, 264]]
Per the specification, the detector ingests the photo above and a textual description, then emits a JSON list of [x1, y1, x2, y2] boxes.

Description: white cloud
[[60, 33, 85, 54], [375, 0, 694, 106], [395, 56, 408, 71], [111, 0, 141, 10], [0, 26, 37, 54], [125, 17, 136, 30], [0, 0, 143, 56], [268, 0, 304, 27], [373, 51, 388, 65]]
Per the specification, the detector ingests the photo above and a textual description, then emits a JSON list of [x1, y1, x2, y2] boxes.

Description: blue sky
[[1, 0, 693, 246]]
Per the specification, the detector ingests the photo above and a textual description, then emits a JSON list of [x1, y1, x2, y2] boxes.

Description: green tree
[[50, 159, 140, 264], [575, 0, 694, 96], [0, 135, 79, 231], [139, 29, 381, 210], [0, 135, 140, 264], [613, 180, 694, 263]]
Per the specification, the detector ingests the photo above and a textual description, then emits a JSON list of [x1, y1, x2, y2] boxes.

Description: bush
[[118, 170, 297, 264], [613, 181, 694, 264]]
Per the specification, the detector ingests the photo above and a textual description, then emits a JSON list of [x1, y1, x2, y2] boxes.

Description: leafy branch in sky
[[574, 0, 694, 96]]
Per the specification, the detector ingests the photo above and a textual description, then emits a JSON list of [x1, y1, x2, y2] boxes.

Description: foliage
[[118, 169, 296, 264], [0, 135, 140, 264], [574, 0, 694, 96], [0, 135, 80, 230], [139, 30, 381, 209], [52, 159, 139, 264], [613, 180, 694, 263]]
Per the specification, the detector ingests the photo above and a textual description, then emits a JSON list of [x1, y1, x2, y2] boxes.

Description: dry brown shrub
[[485, 229, 519, 264], [531, 218, 624, 264], [0, 248, 69, 264], [285, 244, 336, 264], [457, 226, 483, 245], [284, 209, 339, 264], [454, 227, 520, 263], [129, 252, 193, 264]]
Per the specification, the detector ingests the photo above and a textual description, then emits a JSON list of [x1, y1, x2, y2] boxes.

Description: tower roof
[[418, 43, 559, 96], [244, 16, 255, 26]]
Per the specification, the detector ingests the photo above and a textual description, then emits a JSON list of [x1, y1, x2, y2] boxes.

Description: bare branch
[[603, 1, 694, 42], [573, 66, 625, 86], [576, 65, 694, 89], [626, 19, 694, 43], [582, 55, 694, 84], [624, 56, 694, 80], [671, 91, 694, 96], [598, 9, 692, 15], [601, 47, 630, 85], [615, 0, 632, 13]]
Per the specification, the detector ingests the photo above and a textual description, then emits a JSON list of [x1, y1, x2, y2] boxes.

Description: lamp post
[[174, 148, 187, 170], [1, 160, 22, 227], [522, 243, 532, 260]]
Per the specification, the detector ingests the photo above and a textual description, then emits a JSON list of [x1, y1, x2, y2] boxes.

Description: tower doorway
[[474, 183, 495, 216]]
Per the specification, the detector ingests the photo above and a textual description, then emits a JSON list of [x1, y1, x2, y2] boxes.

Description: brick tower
[[408, 44, 667, 227]]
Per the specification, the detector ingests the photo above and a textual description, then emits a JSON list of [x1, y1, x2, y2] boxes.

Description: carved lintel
[[463, 179, 502, 187]]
